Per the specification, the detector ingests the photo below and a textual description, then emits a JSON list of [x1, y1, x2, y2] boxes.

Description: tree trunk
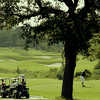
[[61, 41, 77, 100]]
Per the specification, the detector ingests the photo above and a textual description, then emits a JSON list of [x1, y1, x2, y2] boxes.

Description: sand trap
[[0, 60, 4, 62], [35, 56, 51, 59], [46, 63, 62, 67]]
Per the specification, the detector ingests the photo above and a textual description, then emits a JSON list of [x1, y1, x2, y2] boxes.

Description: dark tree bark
[[61, 40, 77, 100]]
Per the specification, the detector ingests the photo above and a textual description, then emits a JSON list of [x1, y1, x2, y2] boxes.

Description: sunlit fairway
[[0, 47, 99, 100], [0, 79, 100, 100], [0, 47, 61, 78], [74, 80, 100, 100], [0, 47, 98, 78], [26, 79, 100, 100]]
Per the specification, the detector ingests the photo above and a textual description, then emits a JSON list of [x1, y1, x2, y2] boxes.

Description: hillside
[[0, 47, 99, 100], [0, 47, 98, 79]]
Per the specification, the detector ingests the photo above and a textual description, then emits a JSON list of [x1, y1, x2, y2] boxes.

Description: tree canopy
[[0, 0, 100, 52]]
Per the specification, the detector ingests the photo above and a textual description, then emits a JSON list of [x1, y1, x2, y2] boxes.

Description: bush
[[74, 72, 82, 77], [57, 67, 64, 80], [93, 62, 100, 79], [46, 68, 58, 78], [74, 69, 92, 78], [95, 65, 100, 69]]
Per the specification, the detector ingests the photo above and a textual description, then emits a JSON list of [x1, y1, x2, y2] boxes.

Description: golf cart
[[0, 76, 29, 99]]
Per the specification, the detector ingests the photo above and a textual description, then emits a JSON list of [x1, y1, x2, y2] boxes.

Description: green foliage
[[16, 66, 21, 74], [0, 28, 63, 52], [93, 61, 100, 79], [0, 0, 100, 99], [88, 33, 100, 60], [57, 66, 64, 80], [75, 69, 92, 79], [0, 29, 25, 47]]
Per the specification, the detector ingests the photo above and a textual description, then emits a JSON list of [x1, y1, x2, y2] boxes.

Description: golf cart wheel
[[14, 92, 21, 99], [1, 93, 6, 98], [26, 94, 29, 98]]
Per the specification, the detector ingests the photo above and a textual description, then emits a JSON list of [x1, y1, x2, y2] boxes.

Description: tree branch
[[11, 6, 65, 21], [35, 0, 42, 8], [58, 0, 79, 14], [73, 0, 79, 9], [62, 0, 74, 10], [78, 0, 94, 19]]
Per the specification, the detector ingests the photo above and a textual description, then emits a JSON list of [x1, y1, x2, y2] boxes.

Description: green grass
[[0, 47, 99, 78], [0, 47, 98, 73], [0, 47, 99, 100], [74, 80, 100, 100], [26, 79, 100, 100], [0, 79, 100, 100], [27, 79, 62, 98], [75, 55, 98, 73], [0, 47, 60, 75]]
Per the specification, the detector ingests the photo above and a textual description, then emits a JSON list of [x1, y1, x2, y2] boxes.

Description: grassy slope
[[0, 47, 99, 100], [0, 47, 61, 77], [0, 47, 98, 74]]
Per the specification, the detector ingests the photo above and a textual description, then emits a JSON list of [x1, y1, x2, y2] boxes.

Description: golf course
[[0, 47, 99, 100]]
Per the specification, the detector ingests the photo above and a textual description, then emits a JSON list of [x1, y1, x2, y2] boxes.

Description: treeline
[[0, 29, 25, 47], [0, 29, 63, 52]]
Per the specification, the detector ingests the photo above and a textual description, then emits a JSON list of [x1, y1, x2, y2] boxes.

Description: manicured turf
[[0, 47, 98, 77], [1, 79, 100, 100], [0, 47, 61, 74], [26, 79, 100, 100], [0, 47, 99, 100]]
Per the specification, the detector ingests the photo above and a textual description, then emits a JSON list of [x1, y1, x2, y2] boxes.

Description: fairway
[[0, 47, 98, 78], [0, 47, 99, 100], [0, 79, 100, 100], [0, 47, 62, 78], [27, 79, 100, 100]]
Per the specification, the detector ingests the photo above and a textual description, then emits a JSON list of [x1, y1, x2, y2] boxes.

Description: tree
[[88, 33, 100, 60], [0, 0, 100, 100]]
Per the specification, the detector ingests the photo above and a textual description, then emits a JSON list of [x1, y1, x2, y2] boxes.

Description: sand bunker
[[46, 63, 62, 67], [35, 56, 51, 59], [0, 60, 4, 62]]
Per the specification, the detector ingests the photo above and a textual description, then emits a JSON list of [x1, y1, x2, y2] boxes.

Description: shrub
[[74, 69, 92, 78], [95, 65, 100, 69], [57, 67, 64, 80]]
